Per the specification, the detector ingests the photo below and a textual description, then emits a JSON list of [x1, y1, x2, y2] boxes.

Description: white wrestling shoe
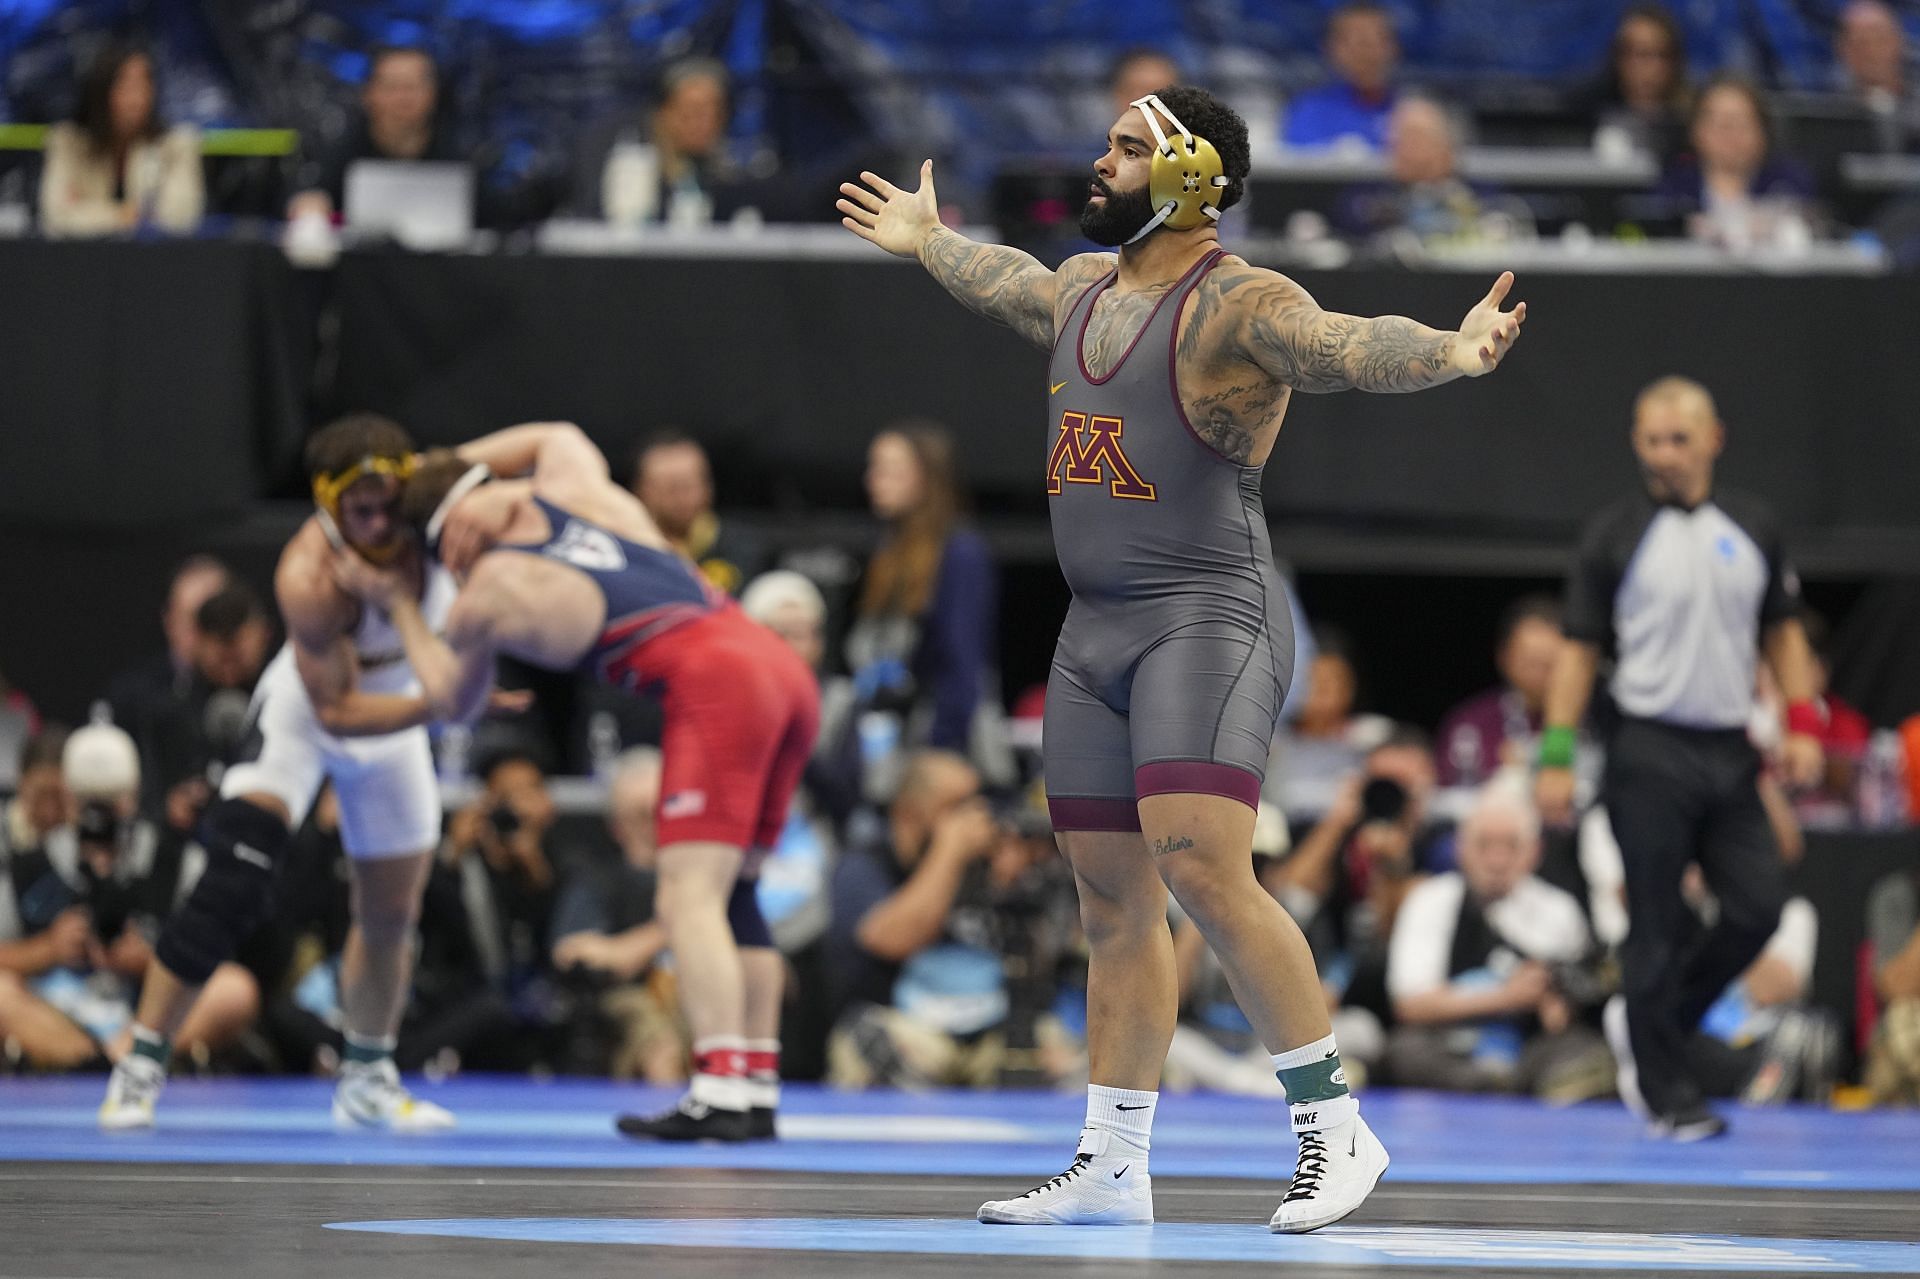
[[978, 1127, 1153, 1225], [332, 1058, 457, 1132], [1268, 1114, 1390, 1234], [98, 1054, 165, 1131]]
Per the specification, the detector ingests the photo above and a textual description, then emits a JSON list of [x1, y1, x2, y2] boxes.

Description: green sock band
[[130, 1025, 171, 1069], [343, 1033, 397, 1067], [1275, 1053, 1350, 1104]]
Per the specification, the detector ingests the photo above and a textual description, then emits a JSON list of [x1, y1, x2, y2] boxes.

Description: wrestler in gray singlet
[[1043, 247, 1293, 832]]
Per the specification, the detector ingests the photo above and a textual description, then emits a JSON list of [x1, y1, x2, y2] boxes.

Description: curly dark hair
[[304, 413, 415, 484], [1150, 85, 1252, 211]]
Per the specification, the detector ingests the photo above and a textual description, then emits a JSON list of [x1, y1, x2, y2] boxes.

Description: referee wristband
[[1785, 700, 1827, 738], [1536, 726, 1578, 771]]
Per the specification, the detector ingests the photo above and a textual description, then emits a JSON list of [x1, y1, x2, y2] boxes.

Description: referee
[[1534, 375, 1824, 1139]]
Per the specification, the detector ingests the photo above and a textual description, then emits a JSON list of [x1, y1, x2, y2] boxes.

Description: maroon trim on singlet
[[1075, 248, 1225, 387], [1047, 795, 1143, 833], [1167, 250, 1249, 467], [1134, 759, 1261, 810], [1051, 269, 1112, 361]]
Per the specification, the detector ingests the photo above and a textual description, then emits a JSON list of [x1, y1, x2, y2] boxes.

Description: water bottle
[[1858, 730, 1911, 830], [587, 711, 621, 781], [603, 141, 660, 227]]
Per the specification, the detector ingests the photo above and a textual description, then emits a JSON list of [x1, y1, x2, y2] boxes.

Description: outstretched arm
[[454, 421, 610, 486], [1230, 267, 1525, 393], [839, 160, 1060, 350]]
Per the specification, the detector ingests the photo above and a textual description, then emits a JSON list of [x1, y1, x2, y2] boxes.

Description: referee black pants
[[1604, 717, 1787, 1116]]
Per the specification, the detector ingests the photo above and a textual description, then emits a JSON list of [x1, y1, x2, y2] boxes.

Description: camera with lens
[[488, 801, 521, 839], [1359, 776, 1409, 826], [76, 798, 121, 848]]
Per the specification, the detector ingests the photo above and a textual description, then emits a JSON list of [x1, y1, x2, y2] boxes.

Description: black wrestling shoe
[[745, 1106, 777, 1140], [1651, 1102, 1728, 1142], [616, 1096, 751, 1142]]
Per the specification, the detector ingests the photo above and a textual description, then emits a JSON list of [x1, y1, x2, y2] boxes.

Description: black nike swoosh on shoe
[[1113, 1165, 1129, 1179], [1115, 1103, 1150, 1111]]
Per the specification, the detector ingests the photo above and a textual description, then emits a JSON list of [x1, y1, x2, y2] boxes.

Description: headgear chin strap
[[424, 464, 493, 558], [311, 453, 416, 564], [1127, 94, 1230, 244]]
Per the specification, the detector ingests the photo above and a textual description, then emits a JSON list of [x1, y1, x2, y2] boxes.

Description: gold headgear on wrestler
[[311, 452, 417, 564], [1128, 93, 1229, 241]]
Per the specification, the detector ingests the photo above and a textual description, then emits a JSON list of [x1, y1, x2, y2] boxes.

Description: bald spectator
[[1338, 97, 1488, 244], [1385, 778, 1608, 1098], [632, 432, 769, 597], [1836, 1, 1920, 152], [744, 569, 862, 827], [1283, 2, 1401, 151]]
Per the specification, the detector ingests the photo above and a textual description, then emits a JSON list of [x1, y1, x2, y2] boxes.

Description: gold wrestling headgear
[[311, 452, 416, 564], [1127, 93, 1229, 243]]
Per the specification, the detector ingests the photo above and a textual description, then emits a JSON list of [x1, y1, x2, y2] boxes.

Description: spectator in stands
[[847, 423, 1000, 764], [1282, 2, 1401, 152], [3, 730, 71, 861], [126, 582, 272, 830], [39, 42, 203, 237], [1436, 596, 1563, 787], [1865, 866, 1920, 1104], [1107, 47, 1182, 118], [550, 748, 683, 1081], [824, 751, 1008, 1086], [0, 665, 41, 794], [1835, 1, 1920, 153], [739, 571, 846, 944], [590, 58, 736, 227], [632, 432, 769, 596], [744, 570, 860, 826], [1384, 779, 1610, 1099], [1689, 891, 1837, 1104], [1337, 96, 1492, 246], [1588, 3, 1693, 161], [106, 555, 232, 819], [290, 45, 465, 222], [1267, 627, 1393, 815], [409, 748, 565, 1072], [1793, 611, 1875, 806], [0, 724, 257, 1070], [1657, 77, 1817, 249], [1266, 727, 1447, 1027]]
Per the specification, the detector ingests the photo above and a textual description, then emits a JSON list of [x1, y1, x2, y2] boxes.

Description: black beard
[[1079, 179, 1159, 246]]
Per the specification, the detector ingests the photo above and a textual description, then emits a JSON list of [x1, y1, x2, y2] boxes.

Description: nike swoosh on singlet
[[1051, 380, 1069, 394]]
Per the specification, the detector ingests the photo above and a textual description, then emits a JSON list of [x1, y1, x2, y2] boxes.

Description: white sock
[[746, 1038, 780, 1110], [1085, 1083, 1156, 1153]]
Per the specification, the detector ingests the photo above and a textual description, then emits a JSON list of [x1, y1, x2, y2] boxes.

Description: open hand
[[1453, 271, 1526, 377], [839, 160, 942, 259]]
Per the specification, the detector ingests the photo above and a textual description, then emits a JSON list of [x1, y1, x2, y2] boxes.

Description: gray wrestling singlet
[[1042, 247, 1295, 832]]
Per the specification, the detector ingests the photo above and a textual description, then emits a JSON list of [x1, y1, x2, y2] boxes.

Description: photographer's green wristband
[[1537, 725, 1578, 771]]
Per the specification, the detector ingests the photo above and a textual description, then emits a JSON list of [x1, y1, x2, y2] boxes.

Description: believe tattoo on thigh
[[1152, 835, 1194, 856]]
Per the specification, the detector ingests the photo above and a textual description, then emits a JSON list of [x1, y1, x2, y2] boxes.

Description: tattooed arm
[[1224, 263, 1525, 394], [840, 159, 1086, 351]]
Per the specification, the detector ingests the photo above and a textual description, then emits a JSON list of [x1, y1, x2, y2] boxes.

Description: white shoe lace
[[341, 1061, 412, 1116], [1284, 1130, 1331, 1203], [110, 1058, 163, 1107]]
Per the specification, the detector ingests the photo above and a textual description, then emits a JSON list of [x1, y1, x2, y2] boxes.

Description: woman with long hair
[[1591, 4, 1693, 160], [1656, 76, 1815, 249], [39, 42, 203, 236], [848, 423, 1000, 762]]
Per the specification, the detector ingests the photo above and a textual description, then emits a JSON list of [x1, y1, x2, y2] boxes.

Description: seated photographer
[[407, 746, 566, 1073], [1383, 777, 1611, 1099], [1266, 727, 1449, 1024], [0, 724, 256, 1071], [1687, 892, 1836, 1106], [549, 748, 684, 1082], [825, 751, 1071, 1088]]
